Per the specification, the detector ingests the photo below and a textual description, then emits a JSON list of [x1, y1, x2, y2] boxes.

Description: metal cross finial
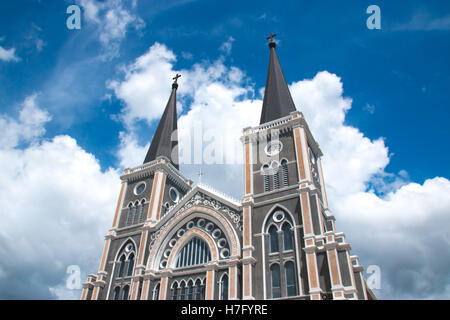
[[173, 73, 181, 84], [266, 33, 277, 42], [197, 169, 204, 184]]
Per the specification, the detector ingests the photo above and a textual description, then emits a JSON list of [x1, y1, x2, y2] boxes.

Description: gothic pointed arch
[[261, 204, 302, 299], [261, 204, 296, 233], [113, 237, 138, 261], [113, 238, 137, 280]]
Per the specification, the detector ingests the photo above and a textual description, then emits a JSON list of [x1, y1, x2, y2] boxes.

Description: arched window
[[113, 287, 120, 300], [153, 283, 160, 300], [117, 255, 126, 278], [270, 264, 281, 298], [273, 163, 280, 190], [170, 282, 179, 300], [281, 159, 288, 187], [269, 225, 279, 253], [263, 164, 270, 192], [194, 279, 202, 300], [220, 274, 229, 300], [187, 280, 194, 300], [175, 237, 211, 268], [282, 223, 293, 251], [131, 201, 139, 224], [122, 285, 130, 300], [138, 200, 146, 223], [126, 203, 132, 226], [179, 281, 186, 300], [126, 253, 135, 277], [285, 261, 297, 297]]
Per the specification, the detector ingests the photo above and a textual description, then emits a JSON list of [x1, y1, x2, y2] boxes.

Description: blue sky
[[0, 0, 449, 299], [1, 0, 449, 179]]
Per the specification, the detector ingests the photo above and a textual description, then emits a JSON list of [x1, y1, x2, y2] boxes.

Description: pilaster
[[242, 196, 255, 300], [324, 232, 345, 299]]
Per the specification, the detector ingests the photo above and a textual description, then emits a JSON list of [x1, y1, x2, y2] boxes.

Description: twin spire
[[260, 33, 297, 124], [143, 74, 180, 168], [143, 34, 297, 166]]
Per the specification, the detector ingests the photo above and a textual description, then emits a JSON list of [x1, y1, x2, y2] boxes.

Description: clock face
[[134, 182, 146, 195], [265, 141, 283, 156]]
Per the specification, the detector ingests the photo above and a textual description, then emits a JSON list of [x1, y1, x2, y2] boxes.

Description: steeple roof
[[143, 77, 180, 169], [259, 37, 297, 125]]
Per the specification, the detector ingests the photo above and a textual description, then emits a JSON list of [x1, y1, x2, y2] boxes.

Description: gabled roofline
[[154, 183, 242, 230]]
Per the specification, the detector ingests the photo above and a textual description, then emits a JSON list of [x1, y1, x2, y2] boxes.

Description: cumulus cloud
[[0, 97, 120, 299], [108, 43, 178, 128], [289, 72, 389, 197], [335, 177, 450, 299], [0, 94, 51, 148], [117, 131, 149, 168]]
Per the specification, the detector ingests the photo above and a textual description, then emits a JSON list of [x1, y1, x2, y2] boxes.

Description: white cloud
[[0, 45, 20, 62], [49, 284, 83, 300], [117, 131, 148, 168], [0, 94, 51, 149], [77, 0, 145, 59], [335, 177, 450, 299], [289, 72, 390, 197], [108, 43, 178, 129], [219, 36, 235, 55], [0, 98, 120, 299]]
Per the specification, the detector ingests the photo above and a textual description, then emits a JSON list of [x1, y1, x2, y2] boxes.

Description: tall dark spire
[[259, 34, 297, 124], [143, 75, 180, 169]]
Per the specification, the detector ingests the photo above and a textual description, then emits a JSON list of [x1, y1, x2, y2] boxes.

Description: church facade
[[81, 37, 375, 301]]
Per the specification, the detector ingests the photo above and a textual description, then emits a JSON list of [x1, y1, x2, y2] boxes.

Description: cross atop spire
[[172, 73, 181, 89], [173, 73, 181, 83], [266, 33, 277, 42]]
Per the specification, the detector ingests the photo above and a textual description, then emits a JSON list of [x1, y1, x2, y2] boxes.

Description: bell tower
[[81, 76, 193, 301], [240, 35, 369, 300]]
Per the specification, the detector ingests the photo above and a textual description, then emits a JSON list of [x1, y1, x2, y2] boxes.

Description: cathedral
[[81, 36, 375, 301]]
